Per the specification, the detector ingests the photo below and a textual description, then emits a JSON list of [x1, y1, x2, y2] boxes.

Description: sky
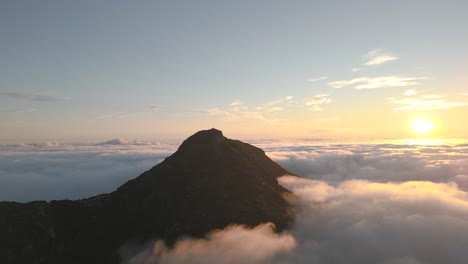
[[1, 0, 467, 143]]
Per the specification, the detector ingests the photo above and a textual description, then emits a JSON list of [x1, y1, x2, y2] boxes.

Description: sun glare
[[412, 118, 434, 136]]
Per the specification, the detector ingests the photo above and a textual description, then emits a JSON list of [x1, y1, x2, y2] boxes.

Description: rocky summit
[[0, 128, 294, 264]]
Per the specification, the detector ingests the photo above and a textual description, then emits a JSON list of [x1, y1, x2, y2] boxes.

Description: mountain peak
[[183, 128, 224, 142], [1, 128, 295, 263]]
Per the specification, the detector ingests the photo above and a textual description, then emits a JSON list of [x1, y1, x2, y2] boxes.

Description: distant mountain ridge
[[0, 128, 294, 264]]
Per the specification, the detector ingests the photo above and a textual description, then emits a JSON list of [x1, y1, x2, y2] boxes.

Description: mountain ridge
[[0, 128, 295, 264]]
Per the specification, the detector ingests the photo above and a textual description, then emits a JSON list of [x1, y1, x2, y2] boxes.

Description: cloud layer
[[278, 175, 468, 264], [122, 223, 295, 264], [3, 139, 468, 264], [0, 141, 177, 201]]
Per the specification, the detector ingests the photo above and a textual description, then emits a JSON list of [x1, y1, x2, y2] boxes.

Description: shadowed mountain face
[[0, 129, 294, 264]]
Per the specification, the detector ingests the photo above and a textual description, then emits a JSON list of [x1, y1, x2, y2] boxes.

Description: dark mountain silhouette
[[0, 129, 294, 264]]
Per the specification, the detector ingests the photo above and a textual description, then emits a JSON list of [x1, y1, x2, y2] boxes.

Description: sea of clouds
[[1, 138, 468, 263], [0, 139, 178, 201]]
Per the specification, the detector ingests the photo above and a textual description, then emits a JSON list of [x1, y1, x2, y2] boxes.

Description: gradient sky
[[1, 0, 467, 143]]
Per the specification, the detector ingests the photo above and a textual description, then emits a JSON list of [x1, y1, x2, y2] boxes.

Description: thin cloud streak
[[96, 113, 131, 119], [328, 76, 428, 89], [0, 91, 68, 102], [307, 76, 328, 82], [0, 108, 37, 113], [363, 49, 399, 66], [197, 96, 296, 123], [264, 96, 294, 107], [196, 108, 265, 121], [229, 101, 243, 106], [304, 94, 332, 111], [388, 95, 468, 111]]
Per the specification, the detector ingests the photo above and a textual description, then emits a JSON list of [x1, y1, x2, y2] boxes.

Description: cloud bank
[[277, 175, 468, 264], [117, 139, 468, 264], [122, 223, 295, 264], [3, 139, 468, 263], [0, 141, 177, 202]]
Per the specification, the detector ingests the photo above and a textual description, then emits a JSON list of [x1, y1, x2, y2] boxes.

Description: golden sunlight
[[412, 118, 434, 136]]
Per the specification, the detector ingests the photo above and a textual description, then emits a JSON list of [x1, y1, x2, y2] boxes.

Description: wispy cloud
[[0, 108, 37, 113], [198, 94, 331, 123], [328, 76, 428, 89], [229, 101, 243, 106], [313, 116, 340, 122], [363, 49, 399, 66], [351, 67, 362, 72], [403, 89, 416, 96], [96, 113, 130, 119], [388, 95, 468, 111], [265, 106, 284, 112], [264, 96, 294, 107], [197, 108, 265, 121], [307, 76, 328, 82], [197, 108, 236, 119], [149, 105, 160, 111], [304, 94, 332, 111], [197, 96, 297, 123], [0, 91, 68, 102]]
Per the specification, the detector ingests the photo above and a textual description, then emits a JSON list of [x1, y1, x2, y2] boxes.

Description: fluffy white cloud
[[278, 175, 468, 264], [122, 223, 295, 264], [329, 76, 427, 89], [262, 140, 468, 187]]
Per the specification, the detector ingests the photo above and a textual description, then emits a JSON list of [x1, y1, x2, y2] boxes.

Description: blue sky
[[1, 0, 467, 142]]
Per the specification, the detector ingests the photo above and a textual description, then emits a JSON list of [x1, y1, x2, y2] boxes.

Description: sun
[[412, 118, 434, 135]]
